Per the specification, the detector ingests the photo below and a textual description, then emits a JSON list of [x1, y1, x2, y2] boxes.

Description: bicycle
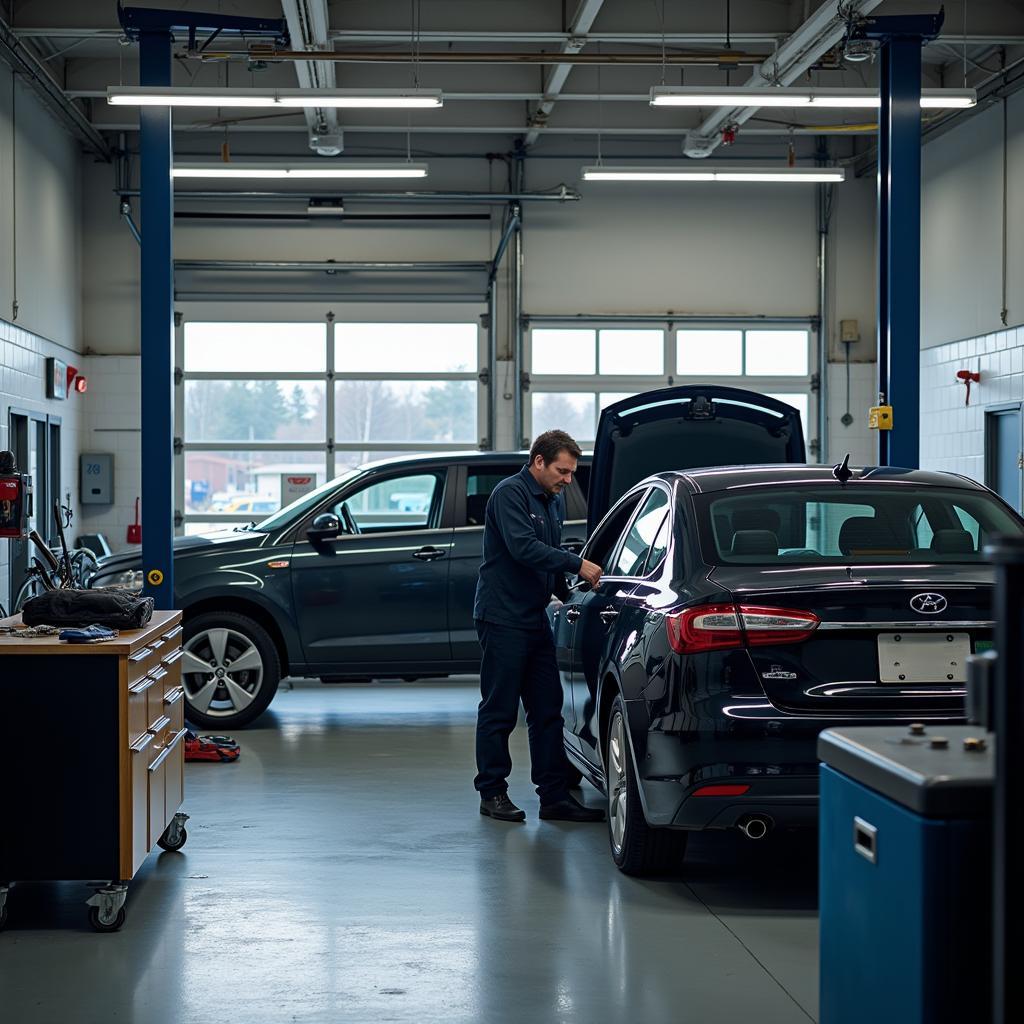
[[10, 504, 99, 614]]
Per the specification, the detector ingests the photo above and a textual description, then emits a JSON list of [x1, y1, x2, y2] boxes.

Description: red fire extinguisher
[[0, 450, 32, 539], [127, 497, 142, 544]]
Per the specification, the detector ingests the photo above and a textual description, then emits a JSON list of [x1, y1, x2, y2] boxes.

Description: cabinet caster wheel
[[158, 812, 190, 852], [157, 826, 187, 852], [88, 906, 126, 933]]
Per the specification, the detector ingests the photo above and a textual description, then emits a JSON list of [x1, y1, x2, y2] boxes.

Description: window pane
[[531, 392, 596, 442], [334, 380, 477, 443], [677, 330, 742, 375], [614, 490, 669, 576], [335, 323, 477, 373], [184, 450, 326, 516], [185, 381, 325, 442], [466, 466, 517, 525], [598, 330, 663, 375], [745, 330, 809, 375], [764, 393, 809, 435], [337, 472, 441, 532], [531, 330, 596, 375], [644, 513, 671, 574], [184, 322, 326, 372]]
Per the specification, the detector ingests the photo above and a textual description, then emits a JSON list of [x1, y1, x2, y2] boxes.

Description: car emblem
[[761, 664, 797, 680], [910, 593, 947, 614]]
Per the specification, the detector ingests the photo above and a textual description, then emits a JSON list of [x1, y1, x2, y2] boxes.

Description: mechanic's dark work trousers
[[474, 619, 570, 805]]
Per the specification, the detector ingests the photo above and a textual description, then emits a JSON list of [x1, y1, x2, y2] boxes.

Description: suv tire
[[605, 695, 689, 875], [182, 611, 281, 729]]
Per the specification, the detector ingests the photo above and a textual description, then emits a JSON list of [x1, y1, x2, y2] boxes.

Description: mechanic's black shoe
[[539, 794, 606, 822], [480, 794, 526, 822]]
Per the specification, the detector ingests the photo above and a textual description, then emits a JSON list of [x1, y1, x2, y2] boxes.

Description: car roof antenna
[[832, 453, 853, 484]]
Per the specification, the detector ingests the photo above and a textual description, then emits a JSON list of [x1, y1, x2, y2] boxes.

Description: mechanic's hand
[[579, 559, 603, 590]]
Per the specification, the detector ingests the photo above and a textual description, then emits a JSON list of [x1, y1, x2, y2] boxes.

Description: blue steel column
[[878, 40, 922, 468], [139, 29, 175, 607]]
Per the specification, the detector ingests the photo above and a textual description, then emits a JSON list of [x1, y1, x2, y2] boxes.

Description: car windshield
[[696, 484, 1024, 565], [254, 468, 365, 532]]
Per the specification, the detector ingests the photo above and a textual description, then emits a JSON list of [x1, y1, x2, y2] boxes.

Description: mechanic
[[473, 430, 605, 823]]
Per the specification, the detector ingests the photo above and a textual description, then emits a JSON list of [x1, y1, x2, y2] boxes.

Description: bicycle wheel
[[70, 548, 99, 587]]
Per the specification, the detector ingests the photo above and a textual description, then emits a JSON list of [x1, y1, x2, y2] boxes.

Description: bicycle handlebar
[[28, 531, 61, 573]]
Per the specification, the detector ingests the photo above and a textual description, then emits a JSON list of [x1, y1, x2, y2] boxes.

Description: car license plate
[[877, 632, 970, 684]]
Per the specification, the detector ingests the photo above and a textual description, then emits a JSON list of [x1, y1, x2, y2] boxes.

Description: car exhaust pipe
[[737, 815, 772, 840]]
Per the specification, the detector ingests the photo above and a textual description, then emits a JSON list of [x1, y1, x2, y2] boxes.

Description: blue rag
[[59, 624, 119, 643]]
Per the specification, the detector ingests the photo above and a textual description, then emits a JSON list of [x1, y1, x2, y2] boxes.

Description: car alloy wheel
[[607, 710, 629, 857], [183, 627, 263, 718]]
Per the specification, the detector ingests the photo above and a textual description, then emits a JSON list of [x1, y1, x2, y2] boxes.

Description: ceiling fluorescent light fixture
[[582, 165, 845, 183], [108, 86, 443, 109], [173, 162, 429, 180], [649, 86, 976, 110]]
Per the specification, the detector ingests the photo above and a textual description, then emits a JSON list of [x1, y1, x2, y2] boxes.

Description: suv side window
[[612, 488, 670, 577], [329, 471, 445, 534], [465, 465, 517, 526]]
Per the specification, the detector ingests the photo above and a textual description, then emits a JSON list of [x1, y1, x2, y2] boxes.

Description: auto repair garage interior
[[1, 1, 1023, 1021]]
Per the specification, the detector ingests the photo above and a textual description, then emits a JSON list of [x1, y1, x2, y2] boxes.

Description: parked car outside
[[555, 459, 1022, 874]]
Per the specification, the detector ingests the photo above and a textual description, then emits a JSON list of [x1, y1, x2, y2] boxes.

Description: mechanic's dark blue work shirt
[[474, 465, 584, 629]]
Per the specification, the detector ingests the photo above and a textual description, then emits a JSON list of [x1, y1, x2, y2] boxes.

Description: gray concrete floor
[[0, 679, 819, 1024]]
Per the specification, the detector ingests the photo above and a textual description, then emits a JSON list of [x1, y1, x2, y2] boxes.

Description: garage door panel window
[[335, 323, 477, 373], [185, 381, 326, 442], [184, 322, 327, 372], [676, 330, 743, 376], [745, 331, 809, 376], [334, 380, 476, 444], [532, 393, 597, 443]]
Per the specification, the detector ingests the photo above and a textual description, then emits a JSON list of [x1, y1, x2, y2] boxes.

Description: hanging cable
[[963, 0, 968, 87], [10, 68, 17, 321], [1001, 93, 1009, 326]]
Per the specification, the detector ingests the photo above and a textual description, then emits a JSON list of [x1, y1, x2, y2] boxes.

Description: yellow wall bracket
[[868, 405, 893, 430]]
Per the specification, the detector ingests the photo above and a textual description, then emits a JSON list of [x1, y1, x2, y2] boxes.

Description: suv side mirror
[[308, 512, 341, 541]]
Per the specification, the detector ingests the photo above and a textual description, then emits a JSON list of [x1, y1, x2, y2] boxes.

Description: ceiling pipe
[[118, 188, 581, 203], [174, 259, 491, 272], [683, 0, 885, 158], [201, 48, 768, 67]]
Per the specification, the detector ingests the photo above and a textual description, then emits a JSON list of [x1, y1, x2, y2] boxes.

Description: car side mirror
[[308, 512, 341, 541]]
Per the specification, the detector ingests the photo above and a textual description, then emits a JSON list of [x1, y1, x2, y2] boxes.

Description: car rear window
[[696, 485, 1024, 565]]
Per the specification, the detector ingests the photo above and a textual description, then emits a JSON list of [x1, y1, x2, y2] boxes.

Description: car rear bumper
[[634, 703, 967, 829]]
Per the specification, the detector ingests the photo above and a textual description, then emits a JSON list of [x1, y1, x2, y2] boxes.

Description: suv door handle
[[564, 607, 581, 623], [599, 609, 619, 624], [413, 546, 446, 561]]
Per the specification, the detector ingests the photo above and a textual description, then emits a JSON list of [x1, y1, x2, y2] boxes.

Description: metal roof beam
[[280, 0, 338, 151], [524, 0, 606, 146]]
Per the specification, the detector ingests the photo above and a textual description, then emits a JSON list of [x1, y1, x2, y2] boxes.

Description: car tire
[[182, 611, 281, 729], [605, 695, 689, 876]]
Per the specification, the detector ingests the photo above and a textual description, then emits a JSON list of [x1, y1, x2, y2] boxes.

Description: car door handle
[[413, 546, 446, 561], [599, 609, 619, 625], [565, 607, 581, 622]]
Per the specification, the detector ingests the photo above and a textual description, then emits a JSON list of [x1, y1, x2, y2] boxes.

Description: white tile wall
[[920, 326, 1024, 483], [0, 317, 85, 614], [825, 358, 878, 467], [78, 355, 142, 553]]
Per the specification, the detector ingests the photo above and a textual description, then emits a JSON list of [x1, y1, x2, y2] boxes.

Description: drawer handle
[[162, 649, 183, 667], [129, 647, 153, 664], [163, 625, 184, 641], [148, 728, 187, 772], [164, 687, 185, 707], [129, 674, 157, 695], [148, 714, 172, 735], [151, 638, 166, 651], [130, 732, 154, 754], [853, 816, 878, 864], [150, 666, 168, 682]]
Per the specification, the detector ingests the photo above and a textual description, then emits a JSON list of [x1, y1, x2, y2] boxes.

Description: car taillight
[[666, 603, 819, 654], [739, 605, 820, 645], [665, 604, 743, 654]]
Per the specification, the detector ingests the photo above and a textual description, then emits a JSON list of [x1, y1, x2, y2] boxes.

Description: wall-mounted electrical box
[[80, 453, 114, 505]]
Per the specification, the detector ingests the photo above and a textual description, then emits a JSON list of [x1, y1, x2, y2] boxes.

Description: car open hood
[[587, 386, 806, 531]]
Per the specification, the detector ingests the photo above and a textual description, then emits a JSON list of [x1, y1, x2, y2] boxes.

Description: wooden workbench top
[[0, 609, 182, 656]]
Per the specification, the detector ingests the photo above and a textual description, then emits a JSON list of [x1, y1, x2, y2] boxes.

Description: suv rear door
[[587, 386, 805, 531]]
